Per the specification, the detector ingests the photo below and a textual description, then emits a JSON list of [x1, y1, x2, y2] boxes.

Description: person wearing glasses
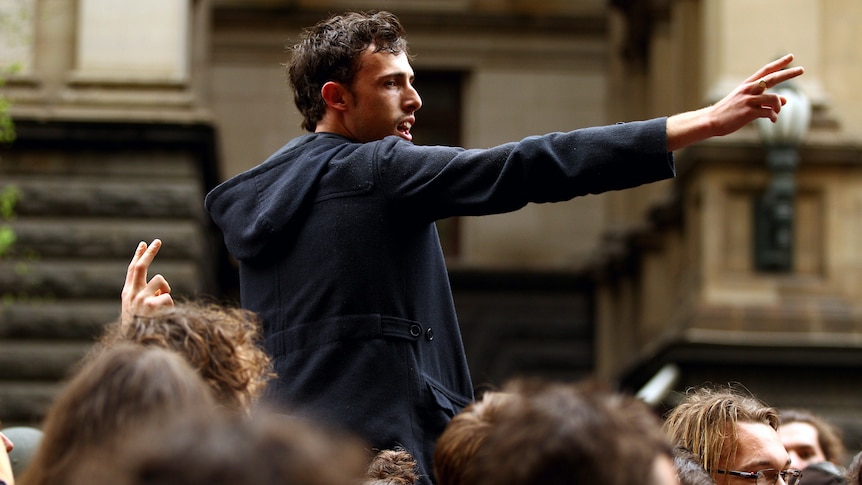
[[663, 385, 803, 485]]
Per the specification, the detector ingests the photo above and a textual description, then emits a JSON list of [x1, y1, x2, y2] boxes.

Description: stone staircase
[[0, 120, 221, 426]]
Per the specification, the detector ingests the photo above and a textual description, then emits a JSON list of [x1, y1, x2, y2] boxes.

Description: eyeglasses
[[716, 468, 802, 485]]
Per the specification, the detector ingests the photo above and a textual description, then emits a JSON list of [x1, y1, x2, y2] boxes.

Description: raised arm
[[666, 54, 805, 152], [120, 239, 174, 326]]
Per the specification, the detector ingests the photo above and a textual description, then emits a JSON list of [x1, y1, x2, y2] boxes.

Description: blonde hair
[[663, 386, 779, 480]]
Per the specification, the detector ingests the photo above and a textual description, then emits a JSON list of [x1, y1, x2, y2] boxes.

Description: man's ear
[[321, 81, 349, 111]]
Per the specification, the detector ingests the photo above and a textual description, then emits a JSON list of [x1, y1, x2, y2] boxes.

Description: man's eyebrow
[[380, 71, 412, 80], [738, 459, 787, 470]]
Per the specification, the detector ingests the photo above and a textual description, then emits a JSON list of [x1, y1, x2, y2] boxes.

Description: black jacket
[[204, 118, 675, 483]]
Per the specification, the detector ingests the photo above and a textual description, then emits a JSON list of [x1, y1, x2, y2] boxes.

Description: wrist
[[666, 107, 715, 152]]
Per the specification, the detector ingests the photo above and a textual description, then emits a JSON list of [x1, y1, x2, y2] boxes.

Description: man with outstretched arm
[[200, 11, 804, 484]]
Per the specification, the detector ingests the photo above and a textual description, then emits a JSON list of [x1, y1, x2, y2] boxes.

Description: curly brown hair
[[287, 11, 410, 132], [97, 300, 275, 412], [365, 448, 419, 485]]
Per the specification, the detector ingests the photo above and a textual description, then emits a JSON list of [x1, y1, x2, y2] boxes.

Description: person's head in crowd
[[461, 379, 676, 485], [779, 409, 846, 470], [433, 391, 519, 485], [96, 299, 274, 412], [365, 447, 419, 485], [19, 344, 217, 485], [72, 407, 369, 485], [663, 385, 801, 485], [674, 446, 718, 485]]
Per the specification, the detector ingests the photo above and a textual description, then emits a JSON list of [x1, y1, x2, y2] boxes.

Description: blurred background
[[1, 0, 861, 459]]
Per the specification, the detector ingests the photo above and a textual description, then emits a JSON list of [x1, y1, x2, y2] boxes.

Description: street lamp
[[753, 82, 812, 272]]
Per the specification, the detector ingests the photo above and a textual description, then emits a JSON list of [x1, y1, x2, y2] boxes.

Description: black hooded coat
[[204, 118, 675, 483]]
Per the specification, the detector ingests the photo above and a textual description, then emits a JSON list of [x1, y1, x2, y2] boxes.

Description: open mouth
[[397, 120, 413, 140]]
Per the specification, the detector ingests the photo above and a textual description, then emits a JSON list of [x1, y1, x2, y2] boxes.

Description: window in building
[[412, 69, 464, 258]]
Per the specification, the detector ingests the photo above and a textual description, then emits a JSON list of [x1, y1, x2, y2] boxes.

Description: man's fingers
[[124, 239, 163, 288], [137, 239, 163, 270], [148, 274, 171, 296], [743, 55, 804, 95], [154, 293, 174, 308], [762, 66, 805, 90], [745, 54, 795, 83], [129, 241, 147, 265], [124, 241, 148, 286]]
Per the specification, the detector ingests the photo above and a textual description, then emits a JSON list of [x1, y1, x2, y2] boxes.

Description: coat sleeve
[[374, 117, 675, 221]]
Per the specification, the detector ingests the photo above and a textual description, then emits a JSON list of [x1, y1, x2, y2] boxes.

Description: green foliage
[[0, 69, 15, 258], [0, 185, 19, 258], [1, 1, 23, 308], [0, 4, 19, 255], [0, 71, 16, 144]]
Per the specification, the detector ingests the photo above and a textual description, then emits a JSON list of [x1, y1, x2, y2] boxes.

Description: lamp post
[[753, 82, 812, 272]]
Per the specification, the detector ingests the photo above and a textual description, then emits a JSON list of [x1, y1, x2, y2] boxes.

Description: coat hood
[[205, 133, 352, 262]]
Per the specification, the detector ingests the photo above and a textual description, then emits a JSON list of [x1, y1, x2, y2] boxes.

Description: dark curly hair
[[287, 11, 410, 132]]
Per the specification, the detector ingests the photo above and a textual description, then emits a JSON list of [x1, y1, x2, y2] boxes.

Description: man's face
[[717, 422, 791, 485], [779, 422, 826, 470], [342, 47, 422, 143]]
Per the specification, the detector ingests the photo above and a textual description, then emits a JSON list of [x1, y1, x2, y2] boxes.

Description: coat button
[[409, 324, 422, 338], [425, 327, 434, 341]]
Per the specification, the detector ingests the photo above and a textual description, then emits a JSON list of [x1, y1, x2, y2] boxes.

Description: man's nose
[[405, 85, 422, 112]]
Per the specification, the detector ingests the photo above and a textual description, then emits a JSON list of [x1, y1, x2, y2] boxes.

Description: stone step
[[0, 381, 64, 425], [6, 219, 205, 260], [0, 341, 91, 381], [0, 300, 119, 340], [0, 259, 202, 300], [0, 176, 204, 219]]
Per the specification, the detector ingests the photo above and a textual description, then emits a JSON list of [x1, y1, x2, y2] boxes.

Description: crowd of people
[[2, 245, 861, 484], [1, 7, 841, 485]]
